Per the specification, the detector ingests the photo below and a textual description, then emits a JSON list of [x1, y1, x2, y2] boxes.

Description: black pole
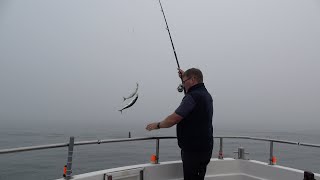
[[158, 0, 185, 94]]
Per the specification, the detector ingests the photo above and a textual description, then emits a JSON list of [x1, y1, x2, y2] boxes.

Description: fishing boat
[[1, 136, 319, 180]]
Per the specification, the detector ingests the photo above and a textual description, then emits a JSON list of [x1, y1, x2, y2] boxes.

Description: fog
[[1, 0, 320, 133]]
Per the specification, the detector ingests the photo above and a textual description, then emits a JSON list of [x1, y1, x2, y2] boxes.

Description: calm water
[[0, 123, 319, 180]]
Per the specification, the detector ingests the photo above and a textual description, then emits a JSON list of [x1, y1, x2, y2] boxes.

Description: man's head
[[182, 68, 203, 92]]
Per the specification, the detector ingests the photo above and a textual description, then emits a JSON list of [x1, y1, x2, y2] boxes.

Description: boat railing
[[1, 136, 320, 179]]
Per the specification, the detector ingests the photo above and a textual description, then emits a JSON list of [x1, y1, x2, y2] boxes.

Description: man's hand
[[146, 122, 159, 131], [178, 68, 184, 78]]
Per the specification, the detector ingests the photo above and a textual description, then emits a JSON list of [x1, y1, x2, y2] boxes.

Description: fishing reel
[[177, 84, 184, 93]]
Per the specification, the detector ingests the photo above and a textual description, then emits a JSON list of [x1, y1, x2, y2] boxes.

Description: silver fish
[[123, 83, 139, 101], [119, 94, 139, 114]]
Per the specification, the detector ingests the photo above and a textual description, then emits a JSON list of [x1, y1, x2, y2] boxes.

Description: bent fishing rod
[[158, 0, 185, 94]]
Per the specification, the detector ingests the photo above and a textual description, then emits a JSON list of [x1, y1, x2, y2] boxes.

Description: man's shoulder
[[182, 94, 195, 103]]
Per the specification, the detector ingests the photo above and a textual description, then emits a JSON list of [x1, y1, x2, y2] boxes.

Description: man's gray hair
[[183, 68, 203, 83]]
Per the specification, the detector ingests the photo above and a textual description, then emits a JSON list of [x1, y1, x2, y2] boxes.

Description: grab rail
[[1, 136, 320, 179]]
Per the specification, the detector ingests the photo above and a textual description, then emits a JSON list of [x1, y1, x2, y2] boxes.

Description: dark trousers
[[181, 149, 212, 180]]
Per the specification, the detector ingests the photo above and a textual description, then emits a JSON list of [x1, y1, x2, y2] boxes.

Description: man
[[146, 68, 214, 180]]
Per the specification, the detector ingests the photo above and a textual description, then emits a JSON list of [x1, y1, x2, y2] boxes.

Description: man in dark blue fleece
[[146, 68, 214, 180]]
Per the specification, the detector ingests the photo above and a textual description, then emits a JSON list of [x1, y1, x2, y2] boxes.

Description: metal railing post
[[66, 136, 74, 179], [156, 139, 160, 164], [218, 137, 223, 159], [238, 147, 245, 159], [269, 141, 274, 165]]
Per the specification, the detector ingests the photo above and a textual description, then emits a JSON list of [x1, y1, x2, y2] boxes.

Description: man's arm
[[146, 112, 183, 131]]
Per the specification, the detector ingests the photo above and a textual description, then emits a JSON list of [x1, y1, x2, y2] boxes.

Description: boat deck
[[58, 158, 320, 180]]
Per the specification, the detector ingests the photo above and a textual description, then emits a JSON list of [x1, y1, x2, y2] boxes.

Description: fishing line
[[158, 0, 185, 94]]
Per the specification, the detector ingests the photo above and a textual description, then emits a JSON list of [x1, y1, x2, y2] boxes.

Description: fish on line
[[119, 93, 139, 114], [123, 82, 139, 101]]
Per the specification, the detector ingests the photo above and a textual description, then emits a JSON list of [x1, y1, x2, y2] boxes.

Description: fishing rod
[[158, 0, 185, 94]]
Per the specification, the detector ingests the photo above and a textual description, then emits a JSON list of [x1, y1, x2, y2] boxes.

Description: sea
[[0, 122, 319, 180]]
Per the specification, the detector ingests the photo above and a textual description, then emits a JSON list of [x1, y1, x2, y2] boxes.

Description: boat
[[0, 136, 319, 180]]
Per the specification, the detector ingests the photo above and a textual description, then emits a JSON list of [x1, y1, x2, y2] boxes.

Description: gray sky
[[1, 0, 320, 132]]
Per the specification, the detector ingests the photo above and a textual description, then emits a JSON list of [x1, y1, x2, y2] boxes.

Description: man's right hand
[[178, 68, 184, 78]]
